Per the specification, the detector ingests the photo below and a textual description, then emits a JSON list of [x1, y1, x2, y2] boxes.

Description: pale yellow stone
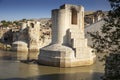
[[38, 4, 96, 67]]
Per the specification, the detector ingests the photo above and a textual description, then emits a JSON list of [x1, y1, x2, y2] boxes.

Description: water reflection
[[0, 50, 17, 60], [0, 50, 104, 80], [29, 72, 103, 80], [0, 50, 39, 60]]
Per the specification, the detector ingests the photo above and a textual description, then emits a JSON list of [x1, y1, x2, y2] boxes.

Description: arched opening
[[71, 8, 77, 25], [30, 23, 34, 28]]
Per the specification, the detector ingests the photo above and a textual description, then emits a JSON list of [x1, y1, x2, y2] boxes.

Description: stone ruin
[[11, 21, 41, 59], [11, 23, 29, 52], [11, 19, 52, 60], [12, 21, 40, 51], [27, 21, 40, 52], [38, 4, 96, 67], [85, 10, 105, 26]]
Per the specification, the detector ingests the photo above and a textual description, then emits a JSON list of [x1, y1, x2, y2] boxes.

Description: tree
[[13, 21, 20, 26], [89, 0, 120, 80], [1, 20, 12, 27], [21, 18, 27, 22], [89, 0, 120, 54]]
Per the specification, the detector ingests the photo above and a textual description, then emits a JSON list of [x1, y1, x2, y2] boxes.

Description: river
[[0, 50, 104, 80]]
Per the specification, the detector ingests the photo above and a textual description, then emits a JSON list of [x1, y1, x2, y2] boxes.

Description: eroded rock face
[[38, 4, 96, 67]]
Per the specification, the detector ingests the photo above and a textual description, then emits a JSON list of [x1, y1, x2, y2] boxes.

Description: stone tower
[[27, 21, 40, 52], [38, 4, 96, 67]]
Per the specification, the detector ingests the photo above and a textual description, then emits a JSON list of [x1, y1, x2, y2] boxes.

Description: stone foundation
[[29, 48, 39, 52], [39, 58, 96, 67], [28, 51, 39, 60], [11, 41, 28, 52], [16, 52, 28, 60], [38, 44, 96, 67]]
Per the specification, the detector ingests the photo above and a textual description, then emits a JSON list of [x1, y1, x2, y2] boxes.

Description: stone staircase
[[69, 27, 93, 58]]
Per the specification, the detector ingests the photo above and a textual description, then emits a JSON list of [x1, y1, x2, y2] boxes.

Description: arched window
[[30, 23, 34, 28], [71, 8, 77, 25]]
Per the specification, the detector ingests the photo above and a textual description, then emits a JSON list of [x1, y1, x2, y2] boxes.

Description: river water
[[0, 50, 104, 80]]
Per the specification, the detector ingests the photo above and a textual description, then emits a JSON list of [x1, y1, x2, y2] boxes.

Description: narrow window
[[71, 8, 77, 25], [30, 23, 34, 28]]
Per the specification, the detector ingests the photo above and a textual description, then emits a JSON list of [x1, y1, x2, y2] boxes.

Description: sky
[[0, 0, 111, 21]]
